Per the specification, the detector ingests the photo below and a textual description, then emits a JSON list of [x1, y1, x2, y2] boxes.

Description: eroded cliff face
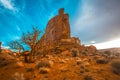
[[42, 8, 70, 47], [34, 8, 96, 55]]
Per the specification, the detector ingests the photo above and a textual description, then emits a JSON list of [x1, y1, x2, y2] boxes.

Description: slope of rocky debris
[[0, 50, 120, 80]]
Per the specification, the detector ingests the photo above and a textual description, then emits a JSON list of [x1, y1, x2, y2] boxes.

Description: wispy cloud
[[16, 25, 21, 31], [0, 0, 18, 12], [93, 38, 120, 49], [14, 36, 20, 40]]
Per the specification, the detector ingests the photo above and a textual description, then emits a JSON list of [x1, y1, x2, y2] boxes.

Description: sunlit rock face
[[46, 8, 71, 39], [34, 8, 81, 54], [42, 8, 71, 47]]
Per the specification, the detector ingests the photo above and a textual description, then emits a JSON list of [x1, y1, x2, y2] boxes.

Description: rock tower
[[34, 8, 80, 54]]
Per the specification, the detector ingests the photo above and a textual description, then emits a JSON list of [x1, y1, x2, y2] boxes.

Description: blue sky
[[0, 0, 120, 49]]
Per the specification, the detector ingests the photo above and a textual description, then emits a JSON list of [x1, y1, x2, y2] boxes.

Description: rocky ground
[[0, 49, 120, 80]]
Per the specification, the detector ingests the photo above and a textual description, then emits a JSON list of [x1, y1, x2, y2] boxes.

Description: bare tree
[[8, 41, 24, 53], [21, 26, 41, 62]]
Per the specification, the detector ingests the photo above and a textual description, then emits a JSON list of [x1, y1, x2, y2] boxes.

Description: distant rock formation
[[34, 8, 96, 55]]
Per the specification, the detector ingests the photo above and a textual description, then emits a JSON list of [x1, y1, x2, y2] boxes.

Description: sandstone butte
[[34, 8, 97, 55]]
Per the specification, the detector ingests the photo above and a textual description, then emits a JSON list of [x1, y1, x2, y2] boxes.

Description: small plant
[[72, 50, 78, 57], [36, 61, 51, 69], [80, 70, 84, 74], [111, 60, 120, 75], [84, 75, 95, 80], [81, 51, 87, 55], [104, 50, 111, 56], [39, 68, 50, 74], [96, 58, 109, 64], [0, 61, 9, 67], [26, 68, 34, 72]]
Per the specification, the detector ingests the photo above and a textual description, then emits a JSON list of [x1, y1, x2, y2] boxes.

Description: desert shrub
[[66, 47, 70, 51], [63, 77, 67, 80], [76, 60, 82, 65], [80, 66, 85, 69], [104, 51, 111, 56], [72, 50, 78, 57], [85, 69, 89, 72], [39, 68, 50, 74], [0, 61, 9, 67], [96, 58, 109, 64], [84, 75, 95, 80], [111, 60, 120, 75], [80, 70, 84, 74], [36, 61, 51, 69], [54, 47, 62, 54], [81, 51, 87, 55], [0, 57, 6, 61], [26, 68, 34, 72], [25, 78, 30, 80]]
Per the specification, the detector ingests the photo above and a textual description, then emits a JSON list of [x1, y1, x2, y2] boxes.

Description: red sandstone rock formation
[[39, 8, 71, 47], [34, 8, 80, 53], [34, 8, 97, 55]]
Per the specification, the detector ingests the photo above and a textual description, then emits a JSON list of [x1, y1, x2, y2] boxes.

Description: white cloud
[[0, 0, 18, 12], [92, 38, 120, 49], [1, 45, 10, 49], [90, 41, 95, 44]]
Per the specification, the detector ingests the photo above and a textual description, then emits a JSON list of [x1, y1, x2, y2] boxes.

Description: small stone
[[60, 59, 66, 63], [16, 61, 24, 67], [76, 59, 82, 65], [84, 62, 90, 66]]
